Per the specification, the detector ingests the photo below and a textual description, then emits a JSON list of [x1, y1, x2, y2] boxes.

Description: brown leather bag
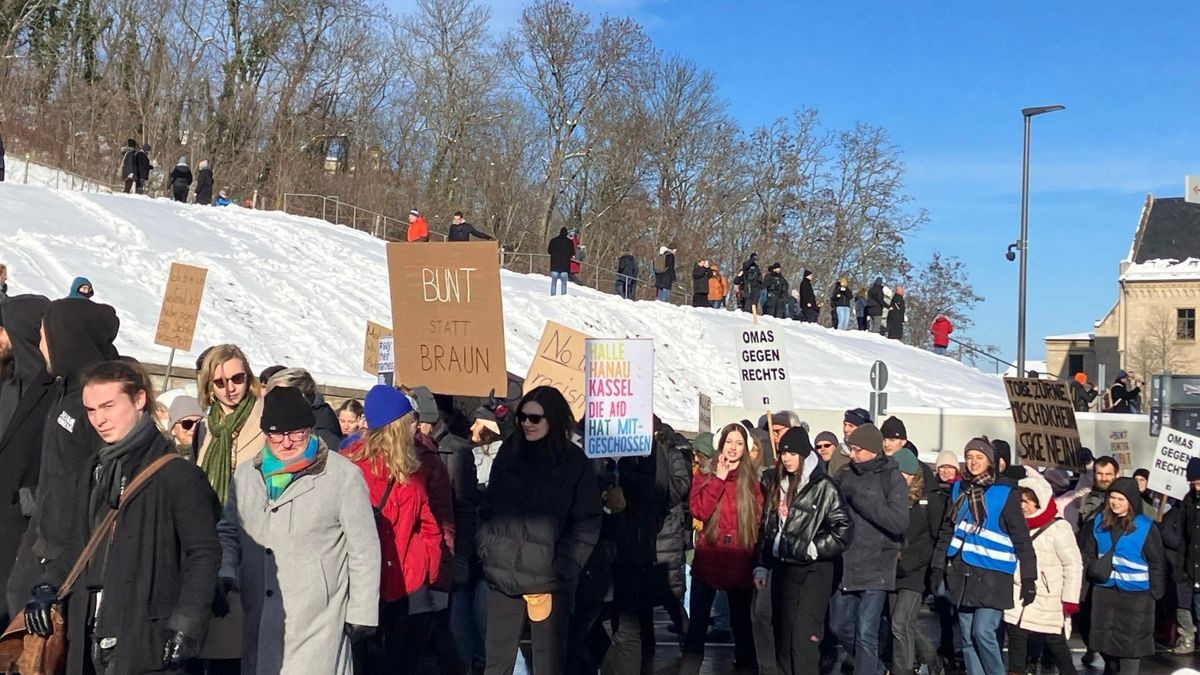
[[0, 454, 181, 674]]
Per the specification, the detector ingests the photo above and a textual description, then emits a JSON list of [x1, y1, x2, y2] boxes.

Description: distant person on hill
[[615, 253, 638, 299], [692, 259, 712, 307], [930, 314, 953, 355], [867, 278, 886, 334], [135, 143, 152, 195], [169, 157, 192, 203], [215, 190, 232, 206], [763, 263, 789, 318], [709, 264, 729, 308], [798, 270, 818, 322], [120, 139, 138, 193], [568, 229, 583, 284], [887, 286, 906, 340], [194, 160, 214, 205], [854, 286, 869, 330], [69, 276, 94, 299], [830, 278, 852, 330], [734, 253, 763, 314], [654, 245, 677, 302], [548, 227, 575, 296], [447, 211, 494, 242], [407, 208, 430, 242]]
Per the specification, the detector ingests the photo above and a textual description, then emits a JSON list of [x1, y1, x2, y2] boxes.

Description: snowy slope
[[0, 181, 1008, 430], [4, 155, 114, 192]]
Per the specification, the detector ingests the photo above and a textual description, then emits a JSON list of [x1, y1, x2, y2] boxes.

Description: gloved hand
[[212, 576, 238, 618], [344, 623, 375, 643], [1020, 580, 1037, 606], [161, 630, 200, 667], [24, 583, 58, 637], [1062, 601, 1080, 617]]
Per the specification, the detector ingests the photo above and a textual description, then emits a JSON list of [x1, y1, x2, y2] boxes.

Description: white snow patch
[[1121, 257, 1200, 282], [0, 181, 1010, 431], [4, 155, 114, 192]]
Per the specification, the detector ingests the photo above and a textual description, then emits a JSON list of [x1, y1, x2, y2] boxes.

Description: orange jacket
[[708, 273, 729, 301], [407, 216, 430, 242]]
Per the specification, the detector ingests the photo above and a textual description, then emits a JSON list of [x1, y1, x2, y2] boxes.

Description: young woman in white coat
[[1003, 474, 1082, 675]]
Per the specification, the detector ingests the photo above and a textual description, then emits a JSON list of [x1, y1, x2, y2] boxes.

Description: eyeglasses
[[815, 443, 835, 450], [213, 372, 248, 389], [516, 412, 545, 425], [178, 419, 199, 431], [265, 429, 310, 443]]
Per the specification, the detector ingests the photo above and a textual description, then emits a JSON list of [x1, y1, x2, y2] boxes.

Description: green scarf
[[259, 436, 320, 501], [202, 394, 257, 505]]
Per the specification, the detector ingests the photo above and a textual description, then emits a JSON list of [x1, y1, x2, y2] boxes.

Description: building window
[[1069, 355, 1084, 378], [1179, 308, 1196, 340]]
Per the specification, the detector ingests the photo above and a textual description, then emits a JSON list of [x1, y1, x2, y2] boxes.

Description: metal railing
[[281, 193, 448, 241], [18, 154, 116, 192], [497, 250, 694, 305], [948, 336, 1014, 375]]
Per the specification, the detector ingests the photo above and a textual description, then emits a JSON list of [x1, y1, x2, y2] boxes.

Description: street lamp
[[1015, 104, 1065, 377]]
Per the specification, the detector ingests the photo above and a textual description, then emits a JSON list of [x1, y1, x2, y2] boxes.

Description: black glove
[[212, 576, 238, 618], [344, 623, 375, 643], [161, 630, 200, 667], [1020, 579, 1037, 606], [24, 583, 57, 637]]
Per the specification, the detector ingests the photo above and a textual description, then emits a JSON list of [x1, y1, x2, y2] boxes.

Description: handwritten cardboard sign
[[385, 241, 507, 396], [584, 338, 654, 458], [363, 321, 393, 375], [524, 320, 590, 420], [1003, 377, 1084, 470], [699, 392, 712, 433], [153, 262, 208, 351]]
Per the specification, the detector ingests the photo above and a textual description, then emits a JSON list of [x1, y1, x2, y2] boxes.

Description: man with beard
[[1079, 456, 1120, 527]]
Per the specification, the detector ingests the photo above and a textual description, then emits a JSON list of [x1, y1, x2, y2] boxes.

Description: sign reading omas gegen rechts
[[385, 242, 507, 396], [737, 328, 794, 411], [154, 262, 208, 351], [1003, 377, 1084, 470]]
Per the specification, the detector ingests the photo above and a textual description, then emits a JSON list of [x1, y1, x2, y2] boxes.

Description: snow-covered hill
[[0, 181, 1008, 430]]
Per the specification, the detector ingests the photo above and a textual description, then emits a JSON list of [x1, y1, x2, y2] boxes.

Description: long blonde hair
[[347, 412, 421, 484], [197, 344, 261, 409], [702, 423, 762, 550]]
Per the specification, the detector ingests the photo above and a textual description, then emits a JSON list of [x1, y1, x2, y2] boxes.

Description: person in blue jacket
[[1078, 476, 1165, 674], [68, 276, 94, 299]]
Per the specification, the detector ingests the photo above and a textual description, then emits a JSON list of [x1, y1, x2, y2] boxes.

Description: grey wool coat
[[218, 444, 380, 675]]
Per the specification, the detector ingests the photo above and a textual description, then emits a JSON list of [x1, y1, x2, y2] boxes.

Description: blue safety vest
[[946, 483, 1017, 574], [1093, 514, 1152, 592]]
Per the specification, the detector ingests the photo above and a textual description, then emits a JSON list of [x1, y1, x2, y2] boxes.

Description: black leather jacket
[[756, 460, 853, 567]]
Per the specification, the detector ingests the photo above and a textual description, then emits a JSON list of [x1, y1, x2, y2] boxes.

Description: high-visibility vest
[[946, 483, 1017, 574], [1093, 514, 1153, 592]]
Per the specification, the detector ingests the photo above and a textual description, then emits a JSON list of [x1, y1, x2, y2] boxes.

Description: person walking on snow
[[135, 143, 152, 195], [735, 254, 764, 314], [886, 286, 906, 340], [194, 160, 214, 205], [121, 139, 138, 193], [548, 227, 575, 297], [709, 264, 729, 308], [930, 314, 953, 355], [763, 263, 789, 319], [169, 157, 192, 203], [866, 278, 886, 334], [654, 246, 677, 302], [830, 278, 852, 330], [797, 270, 818, 323]]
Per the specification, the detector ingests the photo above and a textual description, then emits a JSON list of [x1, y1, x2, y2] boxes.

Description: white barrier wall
[[713, 405, 1152, 475]]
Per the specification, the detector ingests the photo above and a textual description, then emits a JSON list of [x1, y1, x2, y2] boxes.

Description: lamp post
[[1016, 104, 1065, 377]]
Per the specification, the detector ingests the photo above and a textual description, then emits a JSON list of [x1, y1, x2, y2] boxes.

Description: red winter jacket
[[415, 432, 456, 592], [930, 316, 954, 348], [352, 452, 443, 602], [690, 468, 763, 590]]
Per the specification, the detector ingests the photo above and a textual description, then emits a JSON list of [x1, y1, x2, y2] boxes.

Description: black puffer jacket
[[195, 167, 214, 205], [432, 421, 481, 585], [692, 264, 711, 296], [478, 436, 602, 595], [654, 432, 692, 599], [763, 271, 789, 318], [757, 457, 852, 567], [830, 284, 852, 308], [1179, 490, 1200, 583], [866, 278, 886, 317], [896, 486, 946, 593], [835, 454, 909, 591]]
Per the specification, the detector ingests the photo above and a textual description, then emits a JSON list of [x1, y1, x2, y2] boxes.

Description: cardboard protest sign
[[584, 338, 654, 458], [736, 328, 793, 411], [1003, 377, 1084, 470], [524, 321, 590, 420], [385, 242, 507, 396], [1147, 427, 1200, 499], [699, 393, 712, 433], [153, 262, 208, 351], [363, 321, 393, 375]]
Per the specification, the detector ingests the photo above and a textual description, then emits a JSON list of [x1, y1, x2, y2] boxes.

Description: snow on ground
[[0, 181, 1008, 430], [4, 155, 114, 192]]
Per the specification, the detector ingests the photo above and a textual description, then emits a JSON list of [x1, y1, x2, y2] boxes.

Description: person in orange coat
[[407, 208, 430, 242], [708, 265, 730, 308]]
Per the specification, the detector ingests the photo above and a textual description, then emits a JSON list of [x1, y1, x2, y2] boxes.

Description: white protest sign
[[377, 336, 395, 385], [698, 393, 712, 433], [736, 328, 793, 411], [584, 338, 654, 458], [1148, 427, 1200, 499]]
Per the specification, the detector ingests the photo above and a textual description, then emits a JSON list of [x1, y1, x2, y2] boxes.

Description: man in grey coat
[[218, 386, 380, 675]]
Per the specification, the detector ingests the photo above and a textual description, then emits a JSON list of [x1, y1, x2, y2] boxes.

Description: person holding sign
[[682, 422, 764, 675], [476, 386, 601, 675], [1078, 477, 1165, 675], [933, 438, 1037, 675]]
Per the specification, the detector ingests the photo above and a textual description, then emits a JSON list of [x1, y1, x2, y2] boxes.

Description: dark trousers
[[828, 588, 887, 675], [485, 588, 568, 675], [124, 177, 135, 193], [773, 562, 833, 675], [681, 577, 755, 674], [173, 185, 188, 202], [890, 589, 937, 672], [1006, 623, 1077, 675]]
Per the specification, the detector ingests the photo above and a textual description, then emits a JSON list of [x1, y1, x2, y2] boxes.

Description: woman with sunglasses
[[682, 422, 764, 675], [477, 386, 602, 675], [193, 343, 264, 672]]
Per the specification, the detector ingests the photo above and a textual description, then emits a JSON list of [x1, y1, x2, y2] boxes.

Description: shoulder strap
[[1030, 522, 1054, 541], [57, 454, 182, 599], [374, 479, 396, 515]]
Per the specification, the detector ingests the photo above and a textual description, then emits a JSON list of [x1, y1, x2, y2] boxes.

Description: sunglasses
[[178, 419, 199, 431], [516, 412, 545, 425], [213, 372, 248, 389], [815, 443, 835, 450]]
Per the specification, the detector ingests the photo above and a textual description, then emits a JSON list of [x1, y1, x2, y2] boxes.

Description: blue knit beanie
[[364, 384, 414, 430]]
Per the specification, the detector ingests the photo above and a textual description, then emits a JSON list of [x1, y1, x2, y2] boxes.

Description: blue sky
[[392, 1, 1199, 362]]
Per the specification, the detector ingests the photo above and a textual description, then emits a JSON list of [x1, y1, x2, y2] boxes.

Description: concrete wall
[[714, 405, 1152, 475]]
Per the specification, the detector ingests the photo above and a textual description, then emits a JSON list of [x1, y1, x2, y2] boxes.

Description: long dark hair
[[511, 386, 576, 461], [772, 456, 801, 518]]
